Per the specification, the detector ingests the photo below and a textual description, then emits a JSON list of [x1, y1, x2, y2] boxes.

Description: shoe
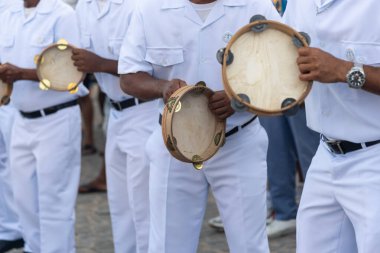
[[208, 216, 224, 232], [267, 219, 296, 239], [0, 238, 24, 252], [82, 144, 97, 156], [78, 181, 107, 193]]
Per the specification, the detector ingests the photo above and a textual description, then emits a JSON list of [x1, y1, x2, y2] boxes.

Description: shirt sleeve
[[118, 3, 153, 75]]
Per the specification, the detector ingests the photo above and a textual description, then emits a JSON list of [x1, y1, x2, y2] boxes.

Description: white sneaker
[[208, 216, 224, 231], [267, 219, 296, 239]]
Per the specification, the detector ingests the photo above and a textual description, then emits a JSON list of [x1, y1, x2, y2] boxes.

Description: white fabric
[[283, 0, 380, 143], [0, 0, 88, 112], [105, 101, 156, 253], [119, 0, 281, 132], [76, 1, 156, 252], [297, 142, 380, 253], [96, 0, 107, 11], [146, 121, 269, 253], [0, 106, 22, 241], [119, 0, 280, 252], [76, 0, 135, 102], [190, 1, 216, 22], [24, 7, 36, 18], [10, 106, 81, 253]]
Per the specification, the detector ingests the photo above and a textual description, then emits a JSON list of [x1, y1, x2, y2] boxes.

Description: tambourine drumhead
[[0, 80, 12, 106], [162, 84, 226, 169], [36, 43, 84, 92], [222, 20, 311, 115]]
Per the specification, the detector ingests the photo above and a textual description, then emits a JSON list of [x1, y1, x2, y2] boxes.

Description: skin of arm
[[297, 47, 380, 95]]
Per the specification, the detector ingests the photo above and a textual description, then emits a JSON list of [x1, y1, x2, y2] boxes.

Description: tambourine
[[35, 39, 85, 93], [0, 79, 12, 106], [217, 15, 312, 116], [162, 82, 226, 170]]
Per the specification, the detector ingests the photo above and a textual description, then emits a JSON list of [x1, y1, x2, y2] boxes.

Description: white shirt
[[76, 0, 135, 102], [0, 0, 88, 112], [283, 0, 380, 142], [119, 0, 281, 130]]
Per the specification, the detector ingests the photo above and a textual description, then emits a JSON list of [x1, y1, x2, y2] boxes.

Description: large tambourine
[[35, 39, 85, 93], [217, 15, 312, 116], [162, 82, 226, 170], [0, 79, 12, 106]]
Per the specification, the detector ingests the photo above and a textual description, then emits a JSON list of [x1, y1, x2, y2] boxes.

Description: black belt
[[158, 114, 257, 138], [110, 98, 147, 111], [321, 135, 380, 155], [225, 115, 257, 137], [20, 100, 78, 119]]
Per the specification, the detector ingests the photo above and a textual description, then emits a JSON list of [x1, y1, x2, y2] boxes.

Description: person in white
[[283, 1, 380, 252], [0, 1, 25, 252], [0, 0, 88, 252], [74, 0, 156, 252], [119, 0, 280, 252]]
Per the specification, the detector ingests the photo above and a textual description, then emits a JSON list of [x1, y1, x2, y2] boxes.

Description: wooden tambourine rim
[[36, 43, 85, 92], [0, 81, 12, 106], [162, 85, 226, 165], [222, 20, 312, 116]]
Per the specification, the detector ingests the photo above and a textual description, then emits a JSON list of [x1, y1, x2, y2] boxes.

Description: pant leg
[[0, 106, 22, 240], [287, 107, 319, 178], [11, 113, 40, 252], [297, 143, 358, 253], [207, 120, 269, 253], [147, 127, 209, 253], [333, 143, 380, 253], [106, 101, 155, 253], [12, 107, 81, 253], [260, 116, 298, 220]]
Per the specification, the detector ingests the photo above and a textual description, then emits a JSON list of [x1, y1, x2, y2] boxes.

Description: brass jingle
[[57, 38, 69, 51], [175, 101, 182, 112], [193, 162, 204, 170], [39, 79, 51, 90]]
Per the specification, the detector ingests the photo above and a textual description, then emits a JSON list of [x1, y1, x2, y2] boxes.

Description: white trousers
[[0, 106, 22, 241], [297, 142, 380, 253], [10, 106, 81, 253], [146, 119, 269, 253], [105, 101, 156, 253]]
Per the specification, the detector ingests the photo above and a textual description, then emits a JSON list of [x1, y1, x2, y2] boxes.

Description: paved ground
[[10, 86, 296, 253]]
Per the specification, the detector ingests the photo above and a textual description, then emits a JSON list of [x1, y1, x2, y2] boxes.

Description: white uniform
[[283, 1, 380, 252], [0, 0, 22, 243], [0, 0, 88, 252], [119, 0, 280, 252], [76, 1, 156, 252]]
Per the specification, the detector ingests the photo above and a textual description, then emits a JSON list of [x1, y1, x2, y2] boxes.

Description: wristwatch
[[346, 62, 366, 89]]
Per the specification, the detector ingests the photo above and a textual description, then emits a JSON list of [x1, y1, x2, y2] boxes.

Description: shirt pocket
[[107, 38, 123, 57], [145, 48, 184, 78], [30, 32, 54, 48], [0, 35, 14, 48]]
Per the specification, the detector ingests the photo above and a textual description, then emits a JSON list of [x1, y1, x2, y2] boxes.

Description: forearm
[[98, 58, 119, 76], [120, 72, 166, 100], [20, 68, 39, 81]]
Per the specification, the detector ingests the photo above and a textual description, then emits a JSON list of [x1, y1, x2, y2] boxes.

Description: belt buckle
[[322, 135, 344, 154], [114, 102, 122, 111]]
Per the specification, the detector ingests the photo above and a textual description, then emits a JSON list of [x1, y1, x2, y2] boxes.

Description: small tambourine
[[35, 39, 85, 93], [0, 79, 12, 106], [217, 15, 312, 116], [162, 82, 226, 170]]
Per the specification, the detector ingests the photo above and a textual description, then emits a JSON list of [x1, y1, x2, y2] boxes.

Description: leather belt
[[225, 115, 257, 137], [110, 98, 147, 111], [321, 134, 380, 155], [159, 115, 257, 138], [20, 100, 78, 119]]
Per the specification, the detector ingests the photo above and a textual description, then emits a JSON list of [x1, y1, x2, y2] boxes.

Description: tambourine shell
[[36, 43, 85, 92], [221, 20, 312, 116]]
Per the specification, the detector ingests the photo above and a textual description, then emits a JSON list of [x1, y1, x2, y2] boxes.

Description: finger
[[71, 48, 82, 55], [299, 72, 316, 82], [298, 63, 316, 74], [209, 93, 226, 104], [298, 47, 311, 57], [209, 99, 228, 110], [211, 106, 229, 116], [179, 80, 187, 87], [297, 56, 314, 65]]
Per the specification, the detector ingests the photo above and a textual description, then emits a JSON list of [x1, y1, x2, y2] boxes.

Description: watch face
[[348, 70, 365, 88]]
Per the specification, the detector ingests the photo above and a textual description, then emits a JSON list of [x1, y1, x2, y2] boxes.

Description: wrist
[[338, 61, 353, 83]]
